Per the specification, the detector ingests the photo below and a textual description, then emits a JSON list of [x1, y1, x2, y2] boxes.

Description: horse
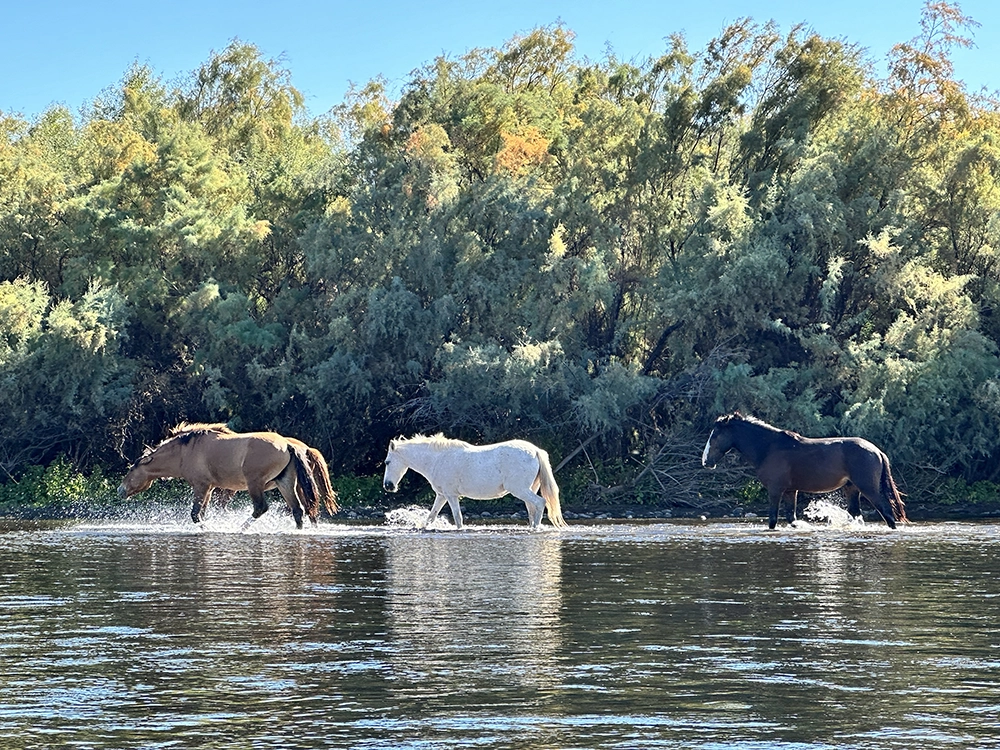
[[118, 423, 337, 529], [382, 434, 567, 530], [701, 412, 907, 530], [211, 436, 339, 518]]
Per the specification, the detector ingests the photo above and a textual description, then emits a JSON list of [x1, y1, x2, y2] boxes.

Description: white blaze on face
[[701, 430, 715, 467]]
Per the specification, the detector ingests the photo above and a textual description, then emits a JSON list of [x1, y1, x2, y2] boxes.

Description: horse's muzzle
[[383, 481, 397, 493], [116, 484, 128, 498]]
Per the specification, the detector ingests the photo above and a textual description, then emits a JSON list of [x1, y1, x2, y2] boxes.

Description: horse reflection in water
[[384, 534, 564, 695], [118, 423, 338, 529], [382, 434, 567, 530], [702, 412, 907, 530]]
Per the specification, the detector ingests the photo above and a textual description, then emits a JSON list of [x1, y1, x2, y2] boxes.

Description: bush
[[0, 456, 119, 512], [935, 478, 1000, 506], [331, 474, 390, 507]]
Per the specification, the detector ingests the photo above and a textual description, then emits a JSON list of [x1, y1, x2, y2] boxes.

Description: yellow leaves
[[860, 228, 981, 363], [494, 125, 550, 176], [337, 78, 391, 144], [547, 223, 567, 261], [325, 195, 352, 219], [405, 123, 452, 170], [250, 220, 271, 240], [81, 120, 156, 181], [403, 124, 459, 210], [46, 282, 125, 355], [0, 278, 47, 354], [182, 281, 221, 313], [512, 339, 562, 369]]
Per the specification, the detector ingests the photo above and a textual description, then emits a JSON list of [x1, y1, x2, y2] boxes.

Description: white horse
[[382, 434, 567, 530]]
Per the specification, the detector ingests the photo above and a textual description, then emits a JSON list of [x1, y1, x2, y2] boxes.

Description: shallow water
[[1, 502, 999, 749]]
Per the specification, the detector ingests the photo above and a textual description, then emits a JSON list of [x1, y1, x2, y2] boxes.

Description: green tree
[[0, 280, 133, 474]]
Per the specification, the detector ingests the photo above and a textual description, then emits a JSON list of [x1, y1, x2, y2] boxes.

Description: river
[[1, 503, 998, 749]]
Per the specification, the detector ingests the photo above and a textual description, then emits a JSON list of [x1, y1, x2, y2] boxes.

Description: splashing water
[[802, 497, 865, 529], [384, 504, 456, 531], [70, 499, 311, 535]]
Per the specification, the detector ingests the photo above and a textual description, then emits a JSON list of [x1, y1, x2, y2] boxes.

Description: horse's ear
[[389, 439, 397, 451]]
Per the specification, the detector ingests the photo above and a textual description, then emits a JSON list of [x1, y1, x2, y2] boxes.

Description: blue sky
[[4, 0, 998, 119]]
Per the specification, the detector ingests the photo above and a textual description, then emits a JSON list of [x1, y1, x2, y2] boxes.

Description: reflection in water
[[384, 533, 563, 703], [0, 518, 999, 749]]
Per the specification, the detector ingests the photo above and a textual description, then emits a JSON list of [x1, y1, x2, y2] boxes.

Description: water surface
[[1, 505, 998, 748]]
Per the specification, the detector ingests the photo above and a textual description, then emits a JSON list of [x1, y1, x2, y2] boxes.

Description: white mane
[[741, 414, 781, 431], [719, 412, 787, 434], [392, 433, 474, 451]]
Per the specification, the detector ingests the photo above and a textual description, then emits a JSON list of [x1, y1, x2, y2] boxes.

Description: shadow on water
[[1, 500, 999, 748]]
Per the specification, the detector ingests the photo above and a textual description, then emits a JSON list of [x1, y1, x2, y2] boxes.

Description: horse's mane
[[164, 422, 234, 445], [716, 412, 802, 441], [168, 421, 234, 437], [131, 422, 234, 467], [392, 433, 474, 451]]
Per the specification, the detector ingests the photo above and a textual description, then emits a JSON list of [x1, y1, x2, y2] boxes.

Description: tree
[[0, 280, 134, 474]]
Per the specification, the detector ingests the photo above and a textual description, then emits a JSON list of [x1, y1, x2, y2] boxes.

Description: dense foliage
[[2, 2, 999, 505]]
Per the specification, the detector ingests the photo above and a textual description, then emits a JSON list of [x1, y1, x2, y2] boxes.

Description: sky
[[3, 0, 999, 120]]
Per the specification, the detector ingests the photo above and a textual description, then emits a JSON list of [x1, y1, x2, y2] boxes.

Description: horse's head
[[701, 413, 742, 468], [117, 438, 181, 498], [382, 438, 408, 493], [117, 454, 156, 498]]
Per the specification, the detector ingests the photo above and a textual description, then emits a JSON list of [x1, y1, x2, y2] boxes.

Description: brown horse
[[118, 423, 337, 529], [702, 412, 907, 529], [212, 437, 339, 518]]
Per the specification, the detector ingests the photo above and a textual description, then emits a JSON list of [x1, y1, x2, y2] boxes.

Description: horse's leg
[[511, 489, 545, 529], [216, 488, 235, 510], [273, 472, 305, 530], [298, 483, 318, 527], [785, 490, 799, 525], [424, 493, 448, 529], [303, 484, 318, 527], [245, 478, 270, 522], [852, 474, 897, 528], [767, 487, 782, 530], [281, 486, 305, 530], [290, 498, 305, 530], [850, 460, 896, 529], [528, 499, 543, 529], [191, 485, 212, 523], [844, 483, 862, 519], [445, 496, 464, 530]]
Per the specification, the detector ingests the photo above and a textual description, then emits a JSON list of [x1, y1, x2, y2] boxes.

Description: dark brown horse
[[702, 412, 907, 529], [118, 423, 337, 529]]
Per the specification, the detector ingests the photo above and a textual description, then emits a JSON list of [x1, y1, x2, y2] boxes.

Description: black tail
[[880, 456, 907, 523], [290, 445, 319, 519]]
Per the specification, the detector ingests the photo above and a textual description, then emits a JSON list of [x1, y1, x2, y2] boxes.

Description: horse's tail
[[306, 447, 339, 516], [289, 444, 320, 520], [880, 453, 908, 524], [536, 449, 567, 528]]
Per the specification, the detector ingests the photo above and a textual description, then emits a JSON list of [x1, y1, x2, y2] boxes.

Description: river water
[[1, 503, 998, 749]]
